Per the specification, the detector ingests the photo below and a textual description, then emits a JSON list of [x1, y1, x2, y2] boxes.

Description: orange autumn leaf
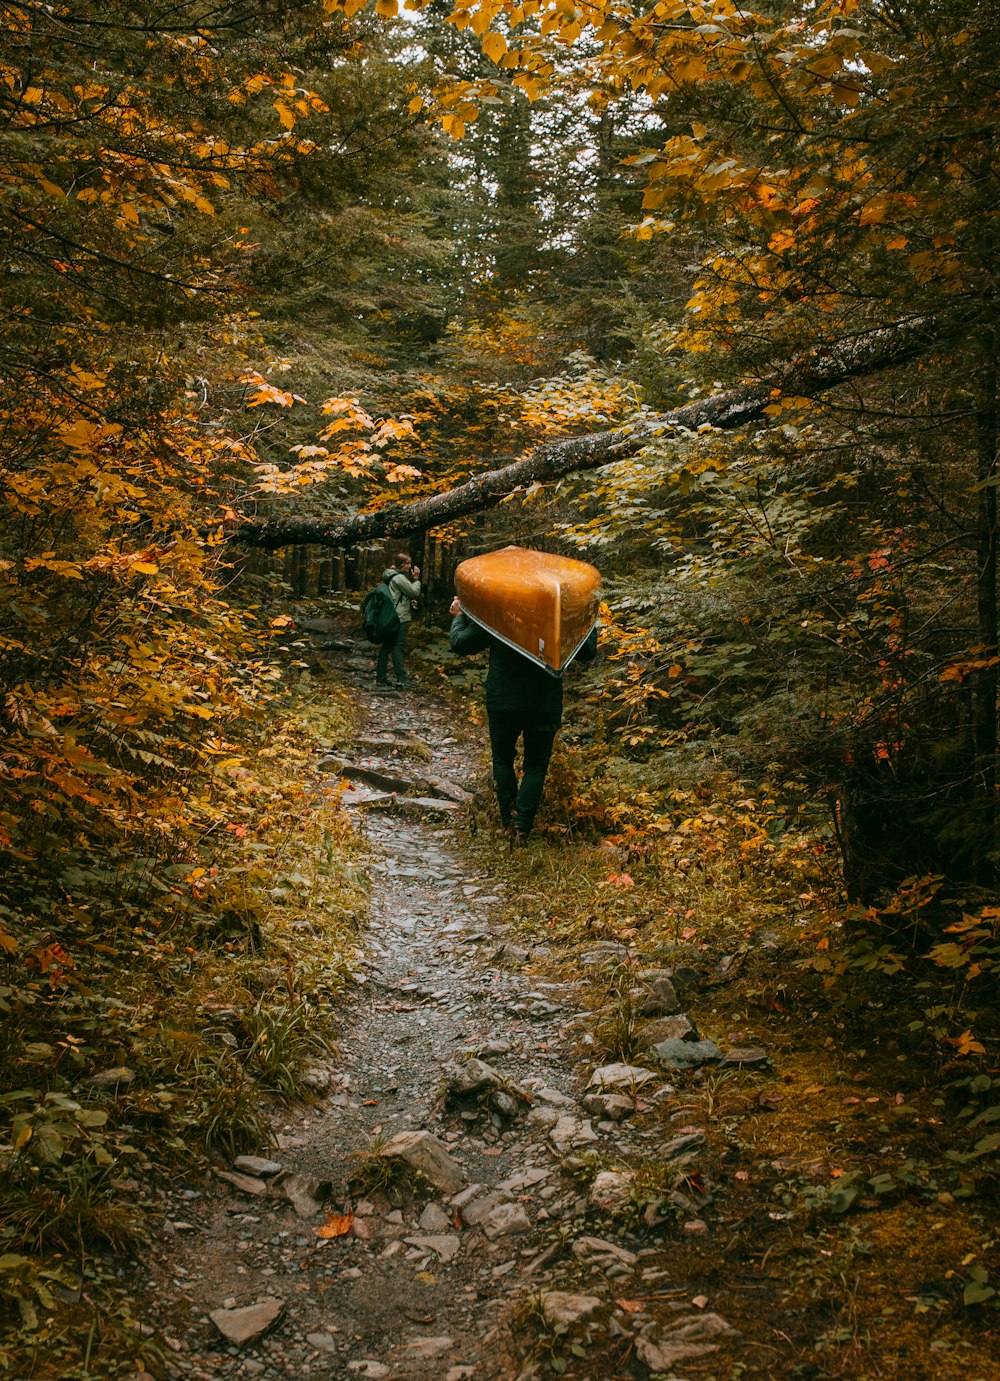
[[316, 1210, 354, 1239], [945, 1030, 986, 1057]]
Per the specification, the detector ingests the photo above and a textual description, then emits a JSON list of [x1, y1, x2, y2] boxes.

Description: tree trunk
[[228, 313, 947, 553], [975, 333, 998, 874]]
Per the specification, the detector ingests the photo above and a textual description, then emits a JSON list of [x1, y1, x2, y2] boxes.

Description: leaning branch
[[231, 314, 945, 552]]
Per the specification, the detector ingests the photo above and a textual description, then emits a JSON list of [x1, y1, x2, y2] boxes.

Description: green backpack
[[361, 578, 401, 644]]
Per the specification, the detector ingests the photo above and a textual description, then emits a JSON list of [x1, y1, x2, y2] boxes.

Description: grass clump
[[592, 963, 643, 1062], [347, 1138, 431, 1202]]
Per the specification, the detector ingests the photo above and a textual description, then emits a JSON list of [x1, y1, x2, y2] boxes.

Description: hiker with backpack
[[369, 553, 420, 690]]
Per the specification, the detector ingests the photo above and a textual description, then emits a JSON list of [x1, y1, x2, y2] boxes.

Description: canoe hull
[[454, 546, 601, 673]]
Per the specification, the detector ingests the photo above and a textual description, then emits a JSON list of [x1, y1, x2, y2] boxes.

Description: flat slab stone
[[649, 1038, 723, 1071], [497, 1167, 550, 1193], [404, 1234, 461, 1262], [540, 1292, 602, 1327], [450, 1183, 488, 1211], [636, 1015, 699, 1049], [548, 1115, 599, 1152], [403, 1336, 453, 1359], [720, 1045, 770, 1068], [209, 1297, 284, 1346], [338, 785, 395, 809], [580, 944, 629, 966], [418, 1203, 452, 1232], [588, 1170, 635, 1212], [483, 1202, 531, 1239], [216, 1171, 268, 1197], [582, 1092, 636, 1122], [380, 1130, 465, 1194], [234, 1155, 282, 1178], [355, 736, 428, 761], [389, 796, 462, 816], [444, 1056, 500, 1095], [588, 1062, 657, 1091], [638, 974, 680, 1016], [572, 1235, 638, 1267], [274, 1172, 328, 1219], [635, 1312, 738, 1371], [458, 1189, 510, 1226], [662, 1131, 706, 1159], [419, 774, 474, 803], [535, 1086, 573, 1108]]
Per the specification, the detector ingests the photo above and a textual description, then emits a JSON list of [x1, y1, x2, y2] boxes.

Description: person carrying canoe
[[449, 595, 598, 847]]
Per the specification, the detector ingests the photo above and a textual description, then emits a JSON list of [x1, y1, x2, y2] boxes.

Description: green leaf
[[75, 1109, 108, 1127], [963, 1267, 996, 1305], [828, 1185, 861, 1214]]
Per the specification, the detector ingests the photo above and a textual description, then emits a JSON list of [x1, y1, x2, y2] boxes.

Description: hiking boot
[[508, 826, 529, 851]]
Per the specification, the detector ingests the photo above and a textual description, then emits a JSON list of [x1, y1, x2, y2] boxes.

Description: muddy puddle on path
[[136, 661, 741, 1381]]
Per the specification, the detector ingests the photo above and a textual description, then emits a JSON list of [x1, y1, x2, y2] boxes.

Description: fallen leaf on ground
[[316, 1210, 354, 1239]]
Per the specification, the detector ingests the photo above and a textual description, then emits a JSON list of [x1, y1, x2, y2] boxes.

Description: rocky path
[[134, 634, 746, 1381]]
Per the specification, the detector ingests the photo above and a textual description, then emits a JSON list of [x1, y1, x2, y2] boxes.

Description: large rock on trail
[[379, 1130, 466, 1193], [209, 1297, 284, 1346]]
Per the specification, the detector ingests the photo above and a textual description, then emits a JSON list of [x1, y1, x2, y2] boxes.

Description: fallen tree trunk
[[231, 313, 945, 552]]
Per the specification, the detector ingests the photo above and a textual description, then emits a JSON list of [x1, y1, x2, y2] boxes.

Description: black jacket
[[450, 613, 598, 727]]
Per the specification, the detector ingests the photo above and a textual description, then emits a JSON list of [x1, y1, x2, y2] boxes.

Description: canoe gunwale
[[457, 604, 597, 677]]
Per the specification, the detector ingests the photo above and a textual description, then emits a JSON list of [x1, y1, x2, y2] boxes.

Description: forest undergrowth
[[417, 623, 1000, 1376], [0, 663, 367, 1379]]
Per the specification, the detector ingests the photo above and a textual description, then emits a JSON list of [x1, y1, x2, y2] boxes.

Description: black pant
[[487, 711, 558, 835], [376, 622, 409, 684]]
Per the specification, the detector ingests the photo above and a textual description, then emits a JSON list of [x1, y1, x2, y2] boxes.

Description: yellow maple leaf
[[482, 32, 508, 62]]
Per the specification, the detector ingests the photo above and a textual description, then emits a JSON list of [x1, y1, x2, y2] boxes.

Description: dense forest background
[[1, 0, 998, 1372]]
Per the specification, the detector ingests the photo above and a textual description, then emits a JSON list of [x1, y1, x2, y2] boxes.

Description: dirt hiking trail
[[133, 628, 743, 1381]]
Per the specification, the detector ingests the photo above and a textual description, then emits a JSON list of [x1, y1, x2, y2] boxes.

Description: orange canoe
[[454, 546, 601, 674]]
